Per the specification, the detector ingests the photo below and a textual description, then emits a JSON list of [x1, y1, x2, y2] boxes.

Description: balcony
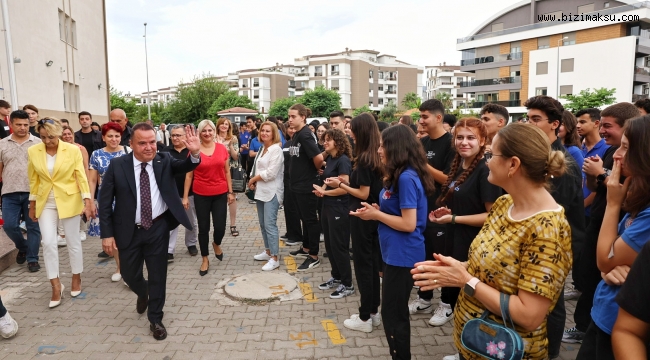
[[386, 76, 397, 81], [385, 90, 397, 95], [468, 100, 522, 108], [230, 84, 238, 88], [314, 72, 323, 77], [459, 76, 521, 93], [296, 72, 308, 77], [241, 84, 248, 88], [296, 87, 305, 91], [253, 83, 259, 87], [633, 94, 649, 102], [634, 66, 650, 84], [331, 87, 339, 91], [331, 71, 340, 76], [460, 52, 523, 71]]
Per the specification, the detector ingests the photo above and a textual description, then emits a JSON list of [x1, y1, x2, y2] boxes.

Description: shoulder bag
[[245, 146, 263, 201], [460, 292, 524, 360]]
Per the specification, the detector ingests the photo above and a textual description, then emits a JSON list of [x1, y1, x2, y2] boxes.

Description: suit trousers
[[168, 195, 198, 254], [39, 196, 83, 279], [119, 217, 170, 324]]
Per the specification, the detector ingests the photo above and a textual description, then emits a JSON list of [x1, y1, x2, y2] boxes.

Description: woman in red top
[[191, 119, 235, 276]]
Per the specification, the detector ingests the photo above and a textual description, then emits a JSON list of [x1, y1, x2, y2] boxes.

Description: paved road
[[0, 199, 581, 359]]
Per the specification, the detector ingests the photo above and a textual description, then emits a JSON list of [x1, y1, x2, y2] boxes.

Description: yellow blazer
[[28, 141, 91, 219]]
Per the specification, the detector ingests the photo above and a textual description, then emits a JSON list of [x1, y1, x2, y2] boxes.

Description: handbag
[[230, 158, 247, 193], [245, 146, 263, 201], [460, 292, 524, 360]]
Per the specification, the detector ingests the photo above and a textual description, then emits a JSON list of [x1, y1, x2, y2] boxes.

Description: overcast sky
[[106, 0, 521, 95]]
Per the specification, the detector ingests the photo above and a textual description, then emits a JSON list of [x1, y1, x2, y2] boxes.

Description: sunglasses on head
[[38, 118, 55, 125]]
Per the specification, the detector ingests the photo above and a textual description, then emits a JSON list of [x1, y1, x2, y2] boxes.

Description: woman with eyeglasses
[[28, 118, 95, 308], [87, 122, 130, 282], [411, 123, 572, 360], [215, 117, 240, 237]]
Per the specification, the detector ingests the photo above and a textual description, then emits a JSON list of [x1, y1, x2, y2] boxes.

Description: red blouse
[[192, 143, 229, 196]]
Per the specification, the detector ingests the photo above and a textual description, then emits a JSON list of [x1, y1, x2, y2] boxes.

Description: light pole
[[143, 22, 151, 121], [556, 36, 568, 98], [1, 0, 18, 107]]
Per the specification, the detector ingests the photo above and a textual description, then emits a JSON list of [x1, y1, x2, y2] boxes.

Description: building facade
[[456, 0, 650, 117], [424, 64, 475, 110], [0, 0, 110, 126]]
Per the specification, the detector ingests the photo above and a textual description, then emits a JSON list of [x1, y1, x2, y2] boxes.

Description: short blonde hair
[[260, 121, 281, 145], [36, 117, 63, 137], [197, 119, 216, 140]]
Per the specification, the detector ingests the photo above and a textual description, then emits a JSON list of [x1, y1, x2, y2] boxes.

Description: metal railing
[[469, 100, 521, 108], [635, 66, 650, 76], [461, 52, 522, 66], [460, 76, 521, 87]]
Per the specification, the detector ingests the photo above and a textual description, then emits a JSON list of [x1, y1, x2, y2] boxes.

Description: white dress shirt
[[133, 157, 167, 224]]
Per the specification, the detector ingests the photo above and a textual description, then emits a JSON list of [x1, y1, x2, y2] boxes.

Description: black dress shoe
[[187, 246, 198, 256], [136, 295, 148, 314], [215, 253, 223, 261], [98, 251, 110, 258], [150, 322, 167, 340], [16, 252, 26, 265], [199, 264, 209, 276]]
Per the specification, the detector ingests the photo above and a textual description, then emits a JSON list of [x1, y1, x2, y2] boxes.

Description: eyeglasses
[[484, 152, 506, 162], [38, 118, 55, 125]]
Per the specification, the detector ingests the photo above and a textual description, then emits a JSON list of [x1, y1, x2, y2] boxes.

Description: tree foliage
[[298, 85, 341, 117], [109, 87, 138, 120], [401, 92, 422, 110], [132, 102, 173, 125], [435, 92, 453, 111], [560, 88, 616, 113], [208, 91, 258, 119], [167, 75, 230, 124], [379, 100, 398, 122], [353, 105, 372, 117], [268, 97, 298, 118]]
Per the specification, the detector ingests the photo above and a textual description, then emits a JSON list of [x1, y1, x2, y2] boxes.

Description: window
[[70, 19, 76, 47], [379, 72, 384, 79], [510, 65, 521, 77], [369, 70, 373, 79], [538, 36, 550, 49], [369, 99, 373, 106], [241, 79, 248, 88], [253, 78, 259, 87], [560, 85, 573, 96], [64, 15, 70, 43], [331, 65, 339, 76], [510, 41, 522, 54], [240, 91, 248, 98], [561, 58, 574, 72], [74, 85, 80, 112], [58, 10, 65, 40], [509, 91, 520, 100], [536, 62, 549, 75], [563, 32, 576, 45], [253, 90, 259, 99], [604, 2, 610, 8], [535, 87, 548, 96], [314, 66, 323, 77], [331, 80, 339, 91], [378, 98, 384, 105], [289, 90, 295, 97], [577, 3, 594, 13], [491, 23, 504, 32], [314, 80, 323, 87], [378, 85, 384, 91]]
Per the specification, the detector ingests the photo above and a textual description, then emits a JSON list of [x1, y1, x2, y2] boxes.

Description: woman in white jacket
[[248, 121, 284, 271]]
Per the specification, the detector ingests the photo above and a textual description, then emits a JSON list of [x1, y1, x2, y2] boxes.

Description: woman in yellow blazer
[[27, 118, 95, 308]]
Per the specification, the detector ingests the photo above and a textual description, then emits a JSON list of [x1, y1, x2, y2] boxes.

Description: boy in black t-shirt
[[407, 99, 456, 325]]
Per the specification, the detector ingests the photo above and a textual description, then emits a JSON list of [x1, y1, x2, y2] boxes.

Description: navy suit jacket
[[99, 151, 199, 249]]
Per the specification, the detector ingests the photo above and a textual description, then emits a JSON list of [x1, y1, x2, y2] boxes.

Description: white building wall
[[528, 36, 636, 104]]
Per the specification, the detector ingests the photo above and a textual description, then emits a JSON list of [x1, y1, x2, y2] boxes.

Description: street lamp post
[[1, 0, 18, 107], [144, 22, 151, 121], [556, 36, 568, 98]]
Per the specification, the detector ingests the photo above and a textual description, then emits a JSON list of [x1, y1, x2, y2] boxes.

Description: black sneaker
[[330, 284, 355, 299], [98, 251, 110, 258], [284, 239, 301, 246], [168, 254, 174, 262], [280, 234, 289, 240], [187, 246, 198, 256], [289, 248, 309, 258], [27, 262, 40, 272], [297, 257, 320, 272], [16, 252, 26, 265], [319, 277, 341, 290], [562, 327, 585, 343]]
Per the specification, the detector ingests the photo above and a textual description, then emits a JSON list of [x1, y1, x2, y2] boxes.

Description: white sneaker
[[262, 258, 279, 271], [254, 251, 271, 261], [408, 297, 433, 314], [0, 312, 18, 339], [442, 354, 459, 360], [370, 313, 381, 327], [343, 314, 373, 333], [429, 302, 454, 326], [79, 231, 87, 241], [111, 273, 122, 282], [57, 235, 67, 247]]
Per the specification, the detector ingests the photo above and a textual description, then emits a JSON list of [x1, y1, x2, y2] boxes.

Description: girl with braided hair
[[427, 118, 503, 327]]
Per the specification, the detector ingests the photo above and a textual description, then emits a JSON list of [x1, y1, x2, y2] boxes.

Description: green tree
[[166, 75, 230, 124], [207, 91, 258, 119], [299, 85, 341, 117], [561, 88, 616, 113], [268, 97, 298, 118], [401, 92, 422, 110], [109, 87, 138, 119], [131, 102, 172, 124], [379, 100, 398, 122], [435, 92, 453, 111], [409, 111, 420, 122], [353, 105, 372, 117]]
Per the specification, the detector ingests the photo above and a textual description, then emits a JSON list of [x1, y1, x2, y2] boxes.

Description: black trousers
[[547, 291, 566, 359], [194, 193, 227, 256], [351, 216, 381, 321], [382, 264, 414, 360], [575, 321, 614, 360], [292, 192, 321, 256], [240, 153, 249, 175], [119, 217, 170, 324], [283, 186, 303, 240], [419, 225, 448, 301], [573, 218, 604, 332], [322, 201, 351, 286]]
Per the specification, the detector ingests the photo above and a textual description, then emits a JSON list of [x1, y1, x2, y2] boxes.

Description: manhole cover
[[224, 272, 298, 300]]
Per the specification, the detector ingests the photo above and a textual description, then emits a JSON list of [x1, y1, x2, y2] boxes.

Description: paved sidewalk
[[0, 199, 581, 359]]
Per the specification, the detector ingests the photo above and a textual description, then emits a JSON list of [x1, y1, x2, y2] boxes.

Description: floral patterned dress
[[87, 148, 128, 237]]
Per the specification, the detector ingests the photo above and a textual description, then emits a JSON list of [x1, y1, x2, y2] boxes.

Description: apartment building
[[456, 0, 650, 117], [424, 64, 475, 110], [0, 0, 110, 126], [234, 65, 297, 113], [135, 86, 179, 105]]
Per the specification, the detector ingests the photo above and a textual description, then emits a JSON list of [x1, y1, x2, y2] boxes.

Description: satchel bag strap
[[499, 292, 516, 330], [251, 145, 264, 178]]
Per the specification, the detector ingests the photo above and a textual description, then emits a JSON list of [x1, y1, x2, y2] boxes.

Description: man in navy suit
[[99, 122, 200, 340]]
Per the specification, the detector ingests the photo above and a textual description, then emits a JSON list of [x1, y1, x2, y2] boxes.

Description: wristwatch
[[596, 169, 612, 186], [463, 277, 480, 297]]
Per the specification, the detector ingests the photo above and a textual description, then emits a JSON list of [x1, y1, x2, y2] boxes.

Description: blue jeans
[[2, 192, 41, 263], [256, 195, 280, 256]]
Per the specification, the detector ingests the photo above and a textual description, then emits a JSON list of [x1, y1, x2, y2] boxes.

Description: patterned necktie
[[140, 162, 152, 229]]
